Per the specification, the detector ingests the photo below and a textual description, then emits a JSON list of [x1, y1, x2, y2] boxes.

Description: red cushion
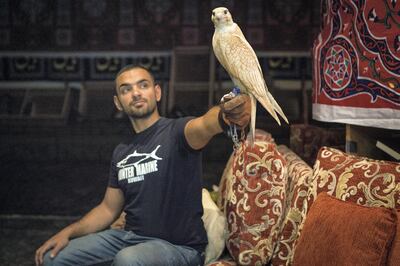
[[388, 210, 400, 266], [293, 193, 396, 266]]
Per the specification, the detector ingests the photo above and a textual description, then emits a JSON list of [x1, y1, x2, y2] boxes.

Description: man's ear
[[114, 95, 123, 111], [155, 84, 162, 102]]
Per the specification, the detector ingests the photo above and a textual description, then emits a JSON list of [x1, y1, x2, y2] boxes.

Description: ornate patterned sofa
[[209, 129, 400, 266]]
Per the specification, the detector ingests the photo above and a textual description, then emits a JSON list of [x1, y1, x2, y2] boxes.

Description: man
[[35, 65, 250, 266]]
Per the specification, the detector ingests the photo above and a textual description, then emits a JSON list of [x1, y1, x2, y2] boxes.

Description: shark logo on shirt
[[117, 145, 162, 183]]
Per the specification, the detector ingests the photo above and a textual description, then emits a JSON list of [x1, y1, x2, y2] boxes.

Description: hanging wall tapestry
[[313, 0, 400, 129]]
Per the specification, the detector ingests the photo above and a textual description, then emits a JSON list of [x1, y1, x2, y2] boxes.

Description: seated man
[[35, 65, 250, 266]]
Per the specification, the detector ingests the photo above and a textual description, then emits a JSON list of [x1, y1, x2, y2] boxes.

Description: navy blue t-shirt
[[108, 117, 207, 252]]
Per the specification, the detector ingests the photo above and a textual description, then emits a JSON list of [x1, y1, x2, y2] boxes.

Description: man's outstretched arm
[[184, 94, 251, 150], [35, 187, 124, 265]]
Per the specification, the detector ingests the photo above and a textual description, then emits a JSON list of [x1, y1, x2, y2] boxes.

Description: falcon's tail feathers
[[256, 95, 281, 126], [266, 91, 289, 124]]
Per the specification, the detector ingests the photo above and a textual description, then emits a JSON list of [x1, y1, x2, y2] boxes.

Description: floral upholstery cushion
[[276, 145, 313, 211], [271, 145, 314, 266], [217, 129, 288, 265], [309, 146, 400, 208], [217, 130, 274, 212]]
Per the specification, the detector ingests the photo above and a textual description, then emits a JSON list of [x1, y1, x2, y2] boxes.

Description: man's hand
[[220, 94, 251, 129], [110, 212, 126, 230], [35, 230, 70, 265], [34, 188, 124, 265]]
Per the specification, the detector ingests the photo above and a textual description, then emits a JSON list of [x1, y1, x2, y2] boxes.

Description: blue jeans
[[43, 229, 204, 266]]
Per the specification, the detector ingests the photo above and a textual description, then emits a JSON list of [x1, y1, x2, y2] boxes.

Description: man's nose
[[131, 85, 142, 97]]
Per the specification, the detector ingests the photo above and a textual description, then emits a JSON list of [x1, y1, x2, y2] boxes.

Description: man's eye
[[139, 82, 149, 89], [120, 85, 131, 94]]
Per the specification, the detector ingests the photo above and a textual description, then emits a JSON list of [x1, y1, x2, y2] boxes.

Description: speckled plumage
[[211, 7, 288, 143]]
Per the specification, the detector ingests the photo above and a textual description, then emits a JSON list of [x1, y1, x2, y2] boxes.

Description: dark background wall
[[0, 1, 325, 264], [0, 0, 321, 83], [0, 0, 321, 217], [0, 0, 321, 51]]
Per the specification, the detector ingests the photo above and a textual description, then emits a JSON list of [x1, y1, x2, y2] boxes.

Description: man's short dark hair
[[115, 65, 156, 86]]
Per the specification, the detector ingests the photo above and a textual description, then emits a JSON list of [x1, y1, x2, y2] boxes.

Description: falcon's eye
[[212, 11, 215, 16], [224, 10, 228, 14]]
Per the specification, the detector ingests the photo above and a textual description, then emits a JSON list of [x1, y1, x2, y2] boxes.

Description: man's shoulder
[[157, 116, 194, 131], [112, 142, 130, 158], [160, 116, 191, 123], [167, 116, 195, 126]]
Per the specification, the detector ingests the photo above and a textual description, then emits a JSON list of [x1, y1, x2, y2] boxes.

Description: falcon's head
[[211, 7, 233, 27]]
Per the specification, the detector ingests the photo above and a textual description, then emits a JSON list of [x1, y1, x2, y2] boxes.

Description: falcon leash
[[221, 87, 242, 150]]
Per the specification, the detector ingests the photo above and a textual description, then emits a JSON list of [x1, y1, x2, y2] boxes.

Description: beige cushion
[[202, 188, 227, 264]]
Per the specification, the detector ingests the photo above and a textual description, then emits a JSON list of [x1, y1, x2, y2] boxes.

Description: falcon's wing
[[213, 30, 267, 99], [213, 29, 289, 124]]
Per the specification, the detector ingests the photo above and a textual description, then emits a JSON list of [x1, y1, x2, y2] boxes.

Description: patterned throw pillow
[[218, 130, 288, 265], [217, 129, 275, 212], [270, 145, 314, 266], [309, 146, 400, 208]]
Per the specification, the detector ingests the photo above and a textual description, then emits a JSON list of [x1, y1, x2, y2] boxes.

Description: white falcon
[[211, 7, 288, 143]]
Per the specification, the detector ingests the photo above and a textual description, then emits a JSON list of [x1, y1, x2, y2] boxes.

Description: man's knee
[[43, 251, 62, 266], [113, 248, 143, 266], [43, 249, 77, 266], [42, 252, 52, 266], [113, 241, 199, 266], [113, 242, 166, 266]]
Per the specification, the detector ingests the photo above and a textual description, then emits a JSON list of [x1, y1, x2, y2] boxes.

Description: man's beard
[[125, 100, 157, 119]]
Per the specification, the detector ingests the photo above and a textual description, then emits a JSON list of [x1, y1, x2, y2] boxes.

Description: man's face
[[114, 68, 161, 119]]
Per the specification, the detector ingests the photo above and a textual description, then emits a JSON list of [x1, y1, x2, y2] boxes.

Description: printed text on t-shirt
[[116, 145, 162, 183]]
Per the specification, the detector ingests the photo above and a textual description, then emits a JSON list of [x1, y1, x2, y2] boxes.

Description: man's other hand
[[110, 212, 126, 230], [35, 231, 70, 265]]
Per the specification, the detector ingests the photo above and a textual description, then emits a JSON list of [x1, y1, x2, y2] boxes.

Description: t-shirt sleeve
[[174, 116, 202, 153], [108, 146, 120, 188]]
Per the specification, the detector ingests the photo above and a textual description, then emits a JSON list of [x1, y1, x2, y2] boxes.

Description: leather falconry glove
[[220, 94, 251, 130]]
